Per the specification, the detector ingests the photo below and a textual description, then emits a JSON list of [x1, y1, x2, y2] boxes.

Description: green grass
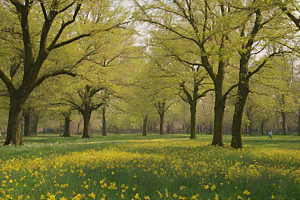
[[0, 133, 300, 200]]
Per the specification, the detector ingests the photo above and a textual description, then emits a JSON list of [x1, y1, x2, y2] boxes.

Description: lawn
[[0, 133, 300, 200]]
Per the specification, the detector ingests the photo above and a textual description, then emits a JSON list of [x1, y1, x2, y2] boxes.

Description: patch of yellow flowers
[[0, 139, 299, 199]]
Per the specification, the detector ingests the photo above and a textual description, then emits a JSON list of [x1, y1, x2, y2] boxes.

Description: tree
[[134, 0, 244, 145], [0, 0, 129, 145]]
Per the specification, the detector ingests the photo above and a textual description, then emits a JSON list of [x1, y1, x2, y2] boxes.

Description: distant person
[[266, 130, 273, 139]]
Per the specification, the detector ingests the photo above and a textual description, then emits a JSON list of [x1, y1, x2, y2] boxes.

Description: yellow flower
[[157, 190, 163, 198], [204, 185, 209, 189], [180, 186, 185, 190], [18, 195, 23, 200], [89, 192, 96, 199], [173, 193, 178, 198], [211, 185, 216, 190], [144, 195, 150, 200], [56, 190, 62, 194], [121, 194, 125, 199], [135, 193, 140, 199], [40, 195, 45, 200], [60, 198, 67, 200], [243, 190, 250, 195], [112, 172, 115, 175]]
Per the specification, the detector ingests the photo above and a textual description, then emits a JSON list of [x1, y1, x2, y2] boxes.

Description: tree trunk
[[298, 109, 300, 136], [63, 115, 71, 137], [260, 121, 265, 136], [24, 112, 30, 137], [82, 112, 92, 138], [159, 112, 164, 135], [231, 81, 249, 149], [142, 116, 147, 136], [281, 110, 287, 135], [212, 91, 225, 146], [102, 106, 107, 136], [30, 114, 39, 135], [190, 101, 197, 139], [4, 98, 23, 146]]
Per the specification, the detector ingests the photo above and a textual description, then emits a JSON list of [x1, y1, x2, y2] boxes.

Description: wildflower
[[18, 195, 23, 200], [135, 193, 140, 199], [180, 186, 185, 190], [243, 190, 250, 195], [40, 195, 45, 200], [211, 185, 216, 190], [157, 190, 163, 198], [121, 194, 125, 199], [173, 193, 178, 198], [204, 185, 209, 189], [144, 195, 150, 200], [60, 198, 67, 200], [89, 192, 96, 199]]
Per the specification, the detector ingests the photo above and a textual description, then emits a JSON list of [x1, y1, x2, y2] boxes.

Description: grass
[[0, 133, 300, 200]]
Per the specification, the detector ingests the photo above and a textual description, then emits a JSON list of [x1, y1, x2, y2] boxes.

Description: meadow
[[0, 133, 299, 200]]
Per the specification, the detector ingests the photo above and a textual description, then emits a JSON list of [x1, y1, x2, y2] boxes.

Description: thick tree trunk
[[82, 112, 92, 138], [159, 112, 164, 135], [102, 106, 107, 136], [4, 98, 23, 146], [24, 112, 30, 136], [30, 114, 39, 135], [190, 101, 197, 139], [212, 91, 225, 146], [281, 111, 287, 135], [142, 116, 147, 136], [231, 81, 249, 149], [63, 115, 71, 137]]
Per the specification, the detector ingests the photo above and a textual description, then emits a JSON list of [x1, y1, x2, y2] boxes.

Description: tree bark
[[231, 80, 249, 149], [24, 112, 30, 137], [4, 97, 23, 145], [260, 121, 265, 136], [82, 111, 92, 138], [102, 105, 107, 136], [298, 109, 300, 136], [142, 116, 147, 136], [281, 110, 287, 135], [30, 114, 39, 135], [190, 101, 197, 139], [63, 115, 71, 137], [212, 89, 225, 146], [159, 112, 164, 135]]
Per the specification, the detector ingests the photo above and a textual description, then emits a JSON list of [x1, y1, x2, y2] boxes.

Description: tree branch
[[0, 69, 14, 92], [48, 33, 91, 51], [31, 70, 76, 92]]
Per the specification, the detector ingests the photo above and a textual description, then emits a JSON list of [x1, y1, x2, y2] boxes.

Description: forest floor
[[0, 133, 299, 200]]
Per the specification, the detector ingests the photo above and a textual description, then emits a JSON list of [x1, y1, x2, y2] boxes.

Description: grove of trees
[[1, 0, 300, 148]]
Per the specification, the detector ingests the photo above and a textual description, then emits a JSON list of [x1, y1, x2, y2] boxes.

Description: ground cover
[[0, 134, 299, 200]]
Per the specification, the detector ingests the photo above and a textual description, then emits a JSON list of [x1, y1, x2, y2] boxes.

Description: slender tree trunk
[[190, 101, 197, 139], [281, 110, 287, 135], [63, 115, 71, 137], [260, 121, 265, 136], [231, 80, 249, 149], [212, 90, 225, 146], [24, 112, 30, 137], [4, 97, 23, 146], [82, 111, 92, 138], [142, 116, 147, 136], [298, 110, 300, 136], [159, 112, 164, 135], [102, 106, 107, 136]]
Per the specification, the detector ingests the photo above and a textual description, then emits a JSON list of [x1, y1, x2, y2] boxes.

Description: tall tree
[[0, 0, 129, 145]]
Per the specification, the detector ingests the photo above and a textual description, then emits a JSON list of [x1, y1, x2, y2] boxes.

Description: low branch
[[197, 88, 214, 99], [31, 70, 76, 92]]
